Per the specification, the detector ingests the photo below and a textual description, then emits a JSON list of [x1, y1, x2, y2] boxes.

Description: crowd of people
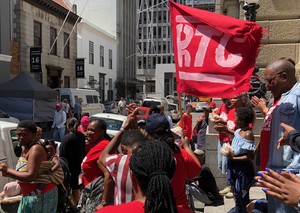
[[0, 57, 300, 213]]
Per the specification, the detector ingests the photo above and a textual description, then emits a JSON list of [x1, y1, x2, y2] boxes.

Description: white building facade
[[77, 21, 118, 102]]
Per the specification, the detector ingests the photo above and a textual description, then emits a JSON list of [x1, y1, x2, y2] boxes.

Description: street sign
[[30, 47, 42, 72], [75, 58, 85, 78]]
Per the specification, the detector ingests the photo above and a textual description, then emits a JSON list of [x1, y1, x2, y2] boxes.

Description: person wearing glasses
[[257, 58, 300, 213]]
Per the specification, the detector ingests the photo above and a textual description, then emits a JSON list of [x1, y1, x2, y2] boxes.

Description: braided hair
[[130, 141, 177, 213]]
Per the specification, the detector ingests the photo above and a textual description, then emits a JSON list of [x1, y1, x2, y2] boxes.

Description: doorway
[[46, 65, 63, 88]]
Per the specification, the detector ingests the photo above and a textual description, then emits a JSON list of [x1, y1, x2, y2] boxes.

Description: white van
[[0, 121, 18, 190], [142, 98, 168, 109], [54, 88, 105, 116]]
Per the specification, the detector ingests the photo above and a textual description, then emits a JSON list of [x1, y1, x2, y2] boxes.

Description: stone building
[[10, 0, 79, 88], [206, 0, 300, 189], [220, 0, 300, 74], [0, 0, 14, 84]]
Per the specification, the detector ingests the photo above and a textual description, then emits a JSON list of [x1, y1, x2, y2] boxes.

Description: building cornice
[[78, 21, 118, 44], [23, 0, 80, 24]]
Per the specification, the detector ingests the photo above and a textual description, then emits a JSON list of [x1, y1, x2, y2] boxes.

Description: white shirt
[[52, 109, 66, 129]]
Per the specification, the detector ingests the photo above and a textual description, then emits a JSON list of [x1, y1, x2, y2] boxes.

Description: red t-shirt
[[105, 154, 133, 204], [172, 149, 201, 209], [96, 200, 193, 213], [216, 103, 233, 142], [81, 139, 110, 187], [181, 113, 193, 140], [260, 100, 279, 170]]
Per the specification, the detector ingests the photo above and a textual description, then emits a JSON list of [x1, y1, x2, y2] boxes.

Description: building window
[[50, 27, 57, 55], [64, 76, 70, 88], [89, 41, 94, 64], [34, 21, 42, 47], [108, 49, 112, 69], [89, 75, 95, 89], [64, 33, 70, 58], [109, 78, 112, 90], [100, 45, 104, 67]]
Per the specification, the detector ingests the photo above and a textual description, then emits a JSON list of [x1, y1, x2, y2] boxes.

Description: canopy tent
[[0, 72, 58, 122]]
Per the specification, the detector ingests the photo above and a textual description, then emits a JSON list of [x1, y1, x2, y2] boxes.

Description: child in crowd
[[222, 107, 256, 213], [31, 139, 62, 195], [43, 139, 61, 172]]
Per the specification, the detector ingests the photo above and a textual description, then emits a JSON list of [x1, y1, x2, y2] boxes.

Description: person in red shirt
[[81, 118, 111, 187], [180, 104, 194, 150], [145, 113, 201, 210], [96, 141, 192, 213]]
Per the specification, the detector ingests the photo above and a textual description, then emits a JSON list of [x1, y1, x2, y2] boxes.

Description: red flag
[[169, 1, 264, 98]]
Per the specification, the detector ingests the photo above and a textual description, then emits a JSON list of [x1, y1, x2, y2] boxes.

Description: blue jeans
[[268, 195, 298, 213], [228, 160, 254, 213], [53, 127, 65, 142], [217, 140, 228, 174]]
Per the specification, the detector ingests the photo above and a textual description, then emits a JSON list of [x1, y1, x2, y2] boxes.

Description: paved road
[[193, 186, 265, 213]]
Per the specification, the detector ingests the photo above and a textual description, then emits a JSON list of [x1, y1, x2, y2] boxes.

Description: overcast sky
[[73, 0, 116, 36]]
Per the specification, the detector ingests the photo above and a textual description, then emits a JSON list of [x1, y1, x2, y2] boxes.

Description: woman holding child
[[0, 120, 60, 212]]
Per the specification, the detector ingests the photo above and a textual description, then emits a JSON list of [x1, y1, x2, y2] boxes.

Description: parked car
[[166, 95, 175, 103], [168, 103, 181, 123], [141, 98, 169, 113], [90, 113, 127, 138], [195, 102, 208, 112], [0, 110, 19, 123], [0, 120, 18, 190], [104, 101, 119, 114], [137, 106, 151, 121]]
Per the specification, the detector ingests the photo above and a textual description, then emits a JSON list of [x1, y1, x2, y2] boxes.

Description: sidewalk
[[193, 186, 266, 213]]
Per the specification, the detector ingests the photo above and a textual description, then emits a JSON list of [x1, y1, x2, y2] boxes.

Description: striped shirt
[[105, 154, 133, 205]]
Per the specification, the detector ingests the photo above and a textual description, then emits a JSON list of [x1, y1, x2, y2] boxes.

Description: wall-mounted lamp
[[242, 0, 260, 22]]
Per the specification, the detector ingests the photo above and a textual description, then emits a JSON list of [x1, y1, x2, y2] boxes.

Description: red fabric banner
[[169, 1, 264, 98]]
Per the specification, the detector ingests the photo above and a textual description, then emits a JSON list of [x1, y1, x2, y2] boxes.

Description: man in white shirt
[[62, 99, 71, 118], [52, 103, 66, 142], [118, 97, 126, 115]]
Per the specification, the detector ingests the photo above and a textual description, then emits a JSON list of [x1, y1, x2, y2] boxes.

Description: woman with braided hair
[[144, 113, 201, 211], [96, 141, 191, 213]]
